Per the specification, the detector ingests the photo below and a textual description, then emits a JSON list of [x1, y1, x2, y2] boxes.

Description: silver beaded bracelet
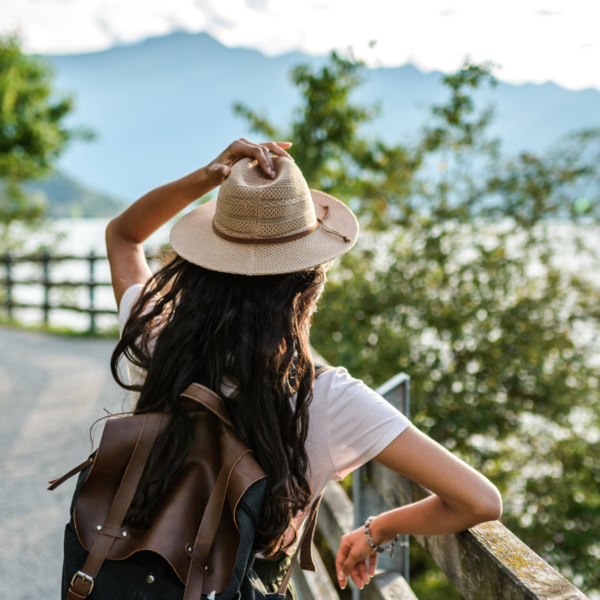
[[364, 516, 401, 557]]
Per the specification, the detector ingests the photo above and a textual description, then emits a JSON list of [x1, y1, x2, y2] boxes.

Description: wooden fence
[[293, 371, 589, 600], [0, 252, 132, 332]]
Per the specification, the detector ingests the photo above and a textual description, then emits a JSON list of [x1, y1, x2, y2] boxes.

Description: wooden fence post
[[4, 252, 13, 319], [88, 250, 96, 333], [42, 249, 50, 325]]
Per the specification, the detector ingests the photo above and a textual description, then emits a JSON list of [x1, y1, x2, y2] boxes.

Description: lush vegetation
[[235, 53, 600, 596]]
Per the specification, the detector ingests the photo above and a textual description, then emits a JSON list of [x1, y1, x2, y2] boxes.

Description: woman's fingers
[[343, 553, 366, 587], [341, 560, 369, 590], [260, 141, 294, 160], [258, 145, 275, 174], [219, 138, 294, 179], [233, 139, 275, 177], [335, 538, 351, 589], [368, 551, 378, 577], [352, 560, 370, 588]]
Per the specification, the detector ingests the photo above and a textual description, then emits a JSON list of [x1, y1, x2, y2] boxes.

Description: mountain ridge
[[26, 172, 125, 219], [43, 31, 600, 202]]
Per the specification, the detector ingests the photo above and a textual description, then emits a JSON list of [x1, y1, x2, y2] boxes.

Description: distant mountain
[[26, 172, 125, 218], [45, 32, 600, 202]]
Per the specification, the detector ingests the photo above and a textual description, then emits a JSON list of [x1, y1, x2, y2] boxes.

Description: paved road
[[0, 327, 125, 599]]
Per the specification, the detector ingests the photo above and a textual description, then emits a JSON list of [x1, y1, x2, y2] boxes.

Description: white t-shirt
[[119, 284, 411, 543]]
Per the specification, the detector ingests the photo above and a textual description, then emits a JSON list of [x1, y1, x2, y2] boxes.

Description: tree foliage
[[236, 53, 600, 594], [0, 34, 90, 231]]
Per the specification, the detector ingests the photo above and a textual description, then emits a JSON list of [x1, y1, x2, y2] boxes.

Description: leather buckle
[[71, 571, 95, 595]]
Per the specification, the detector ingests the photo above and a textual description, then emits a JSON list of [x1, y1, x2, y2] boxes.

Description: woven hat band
[[212, 205, 351, 245], [169, 157, 359, 276]]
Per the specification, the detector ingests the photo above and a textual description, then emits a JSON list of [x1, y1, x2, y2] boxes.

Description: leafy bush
[[0, 34, 91, 249]]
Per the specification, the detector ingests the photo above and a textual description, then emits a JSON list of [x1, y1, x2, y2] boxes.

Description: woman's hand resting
[[335, 527, 379, 590], [204, 138, 293, 186]]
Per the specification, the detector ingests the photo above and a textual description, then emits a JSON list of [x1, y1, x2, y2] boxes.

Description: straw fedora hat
[[170, 156, 359, 275]]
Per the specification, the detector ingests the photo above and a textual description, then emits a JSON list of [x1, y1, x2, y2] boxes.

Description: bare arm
[[335, 424, 502, 590], [106, 139, 292, 308]]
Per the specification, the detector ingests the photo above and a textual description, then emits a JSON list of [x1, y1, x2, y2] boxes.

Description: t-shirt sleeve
[[322, 367, 411, 480], [118, 283, 146, 336]]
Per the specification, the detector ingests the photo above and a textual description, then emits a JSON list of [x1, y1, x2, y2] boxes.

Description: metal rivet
[[122, 531, 127, 537], [187, 547, 193, 553], [204, 565, 210, 572], [96, 525, 103, 531], [89, 458, 94, 463], [146, 575, 154, 584]]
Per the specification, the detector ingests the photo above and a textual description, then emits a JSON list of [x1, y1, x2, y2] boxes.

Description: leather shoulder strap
[[299, 494, 324, 571], [67, 413, 164, 599], [47, 457, 94, 491], [277, 493, 324, 595], [315, 365, 333, 378], [180, 383, 233, 428]]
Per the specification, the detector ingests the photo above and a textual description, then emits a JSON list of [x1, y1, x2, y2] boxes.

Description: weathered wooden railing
[[293, 372, 589, 600]]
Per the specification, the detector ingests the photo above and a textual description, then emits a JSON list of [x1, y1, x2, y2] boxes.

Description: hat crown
[[214, 157, 317, 240]]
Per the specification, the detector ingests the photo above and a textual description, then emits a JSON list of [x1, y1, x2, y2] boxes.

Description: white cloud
[[1, 0, 600, 90]]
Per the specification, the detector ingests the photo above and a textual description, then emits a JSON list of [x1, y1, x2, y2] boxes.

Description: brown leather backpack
[[49, 381, 324, 600]]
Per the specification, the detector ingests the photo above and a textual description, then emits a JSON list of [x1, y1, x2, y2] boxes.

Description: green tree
[[0, 34, 91, 243], [236, 54, 600, 595]]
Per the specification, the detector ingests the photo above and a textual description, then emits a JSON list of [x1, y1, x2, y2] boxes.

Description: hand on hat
[[206, 138, 293, 185]]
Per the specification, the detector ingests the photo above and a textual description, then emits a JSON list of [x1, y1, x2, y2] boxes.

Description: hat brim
[[170, 190, 359, 276]]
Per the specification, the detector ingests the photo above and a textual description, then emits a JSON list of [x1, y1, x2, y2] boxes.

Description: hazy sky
[[2, 0, 599, 91]]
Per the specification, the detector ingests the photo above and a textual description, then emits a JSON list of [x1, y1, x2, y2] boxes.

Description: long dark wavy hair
[[110, 253, 327, 556]]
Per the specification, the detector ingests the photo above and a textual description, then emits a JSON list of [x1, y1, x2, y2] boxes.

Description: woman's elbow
[[106, 218, 118, 248], [472, 485, 503, 523]]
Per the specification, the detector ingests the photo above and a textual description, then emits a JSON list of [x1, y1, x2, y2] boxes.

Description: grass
[[0, 315, 120, 339]]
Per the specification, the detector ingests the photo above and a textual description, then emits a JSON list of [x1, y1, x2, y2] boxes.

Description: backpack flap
[[69, 384, 268, 598]]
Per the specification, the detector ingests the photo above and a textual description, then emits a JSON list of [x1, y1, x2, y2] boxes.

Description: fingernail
[[338, 571, 345, 580]]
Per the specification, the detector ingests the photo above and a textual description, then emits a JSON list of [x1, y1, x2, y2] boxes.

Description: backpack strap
[[276, 364, 331, 586], [47, 456, 94, 491], [66, 413, 164, 599], [277, 493, 324, 595], [299, 493, 324, 571], [315, 365, 333, 378], [180, 383, 234, 428], [183, 435, 251, 600]]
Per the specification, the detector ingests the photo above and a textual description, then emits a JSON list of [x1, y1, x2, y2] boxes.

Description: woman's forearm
[[369, 494, 493, 544], [105, 139, 293, 305], [108, 167, 214, 246]]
